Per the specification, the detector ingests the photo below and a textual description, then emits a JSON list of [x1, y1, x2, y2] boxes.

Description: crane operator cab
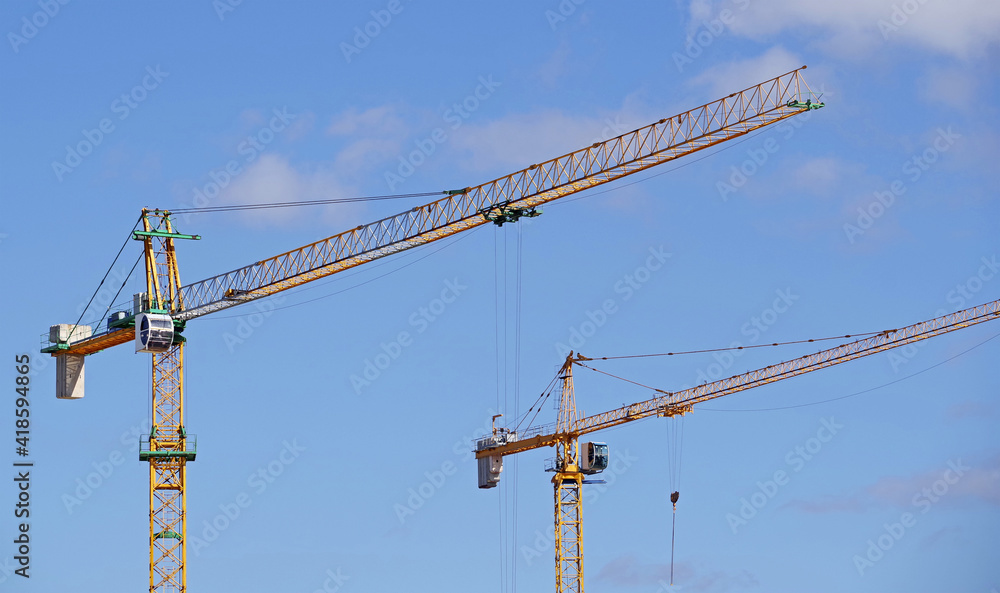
[[580, 442, 609, 474], [135, 313, 177, 353]]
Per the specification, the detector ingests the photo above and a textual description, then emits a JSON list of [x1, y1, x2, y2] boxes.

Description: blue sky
[[1, 1, 998, 592]]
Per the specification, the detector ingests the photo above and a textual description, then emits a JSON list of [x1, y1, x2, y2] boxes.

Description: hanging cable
[[493, 224, 509, 593], [68, 215, 143, 341], [666, 412, 684, 586], [574, 362, 669, 394], [503, 226, 509, 420], [494, 230, 502, 415], [586, 332, 880, 360], [497, 491, 506, 593], [510, 370, 562, 434], [574, 332, 998, 415], [700, 331, 1000, 412], [511, 222, 525, 593], [201, 226, 482, 320], [670, 488, 679, 585], [95, 251, 144, 326], [170, 191, 444, 214]]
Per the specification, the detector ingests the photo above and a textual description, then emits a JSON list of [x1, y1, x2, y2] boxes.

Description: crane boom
[[478, 298, 1000, 459], [44, 66, 820, 356], [174, 66, 819, 320]]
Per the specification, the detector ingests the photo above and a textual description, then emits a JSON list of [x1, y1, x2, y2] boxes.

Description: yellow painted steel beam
[[48, 328, 135, 357], [49, 67, 822, 358], [144, 211, 190, 593], [553, 468, 584, 593], [478, 298, 1000, 459]]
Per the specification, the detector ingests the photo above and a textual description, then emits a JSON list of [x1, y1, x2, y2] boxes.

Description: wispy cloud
[[687, 46, 804, 98], [327, 104, 409, 138], [688, 0, 1000, 59], [783, 455, 1000, 513], [918, 66, 979, 111], [596, 555, 758, 592], [946, 400, 997, 421], [216, 153, 363, 228], [448, 94, 662, 176]]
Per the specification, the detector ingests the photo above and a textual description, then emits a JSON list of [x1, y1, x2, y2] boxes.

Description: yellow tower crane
[[41, 67, 823, 592], [474, 299, 1000, 593]]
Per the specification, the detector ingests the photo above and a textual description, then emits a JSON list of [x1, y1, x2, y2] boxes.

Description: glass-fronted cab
[[580, 442, 609, 474]]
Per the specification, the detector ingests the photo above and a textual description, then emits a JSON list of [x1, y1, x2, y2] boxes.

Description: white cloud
[[535, 41, 574, 89], [788, 157, 864, 196], [596, 555, 759, 592], [687, 46, 804, 98], [447, 90, 667, 177], [217, 154, 362, 228], [177, 104, 420, 228], [327, 105, 408, 138], [283, 111, 316, 142], [692, 0, 1000, 59], [946, 400, 996, 421], [918, 66, 979, 110], [449, 109, 629, 173], [784, 455, 1000, 513]]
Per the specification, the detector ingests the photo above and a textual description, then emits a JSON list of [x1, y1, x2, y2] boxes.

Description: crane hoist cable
[[170, 190, 444, 213], [512, 223, 525, 592], [511, 371, 562, 434], [575, 362, 669, 394], [701, 330, 1000, 412], [588, 332, 882, 360], [573, 328, 1000, 415], [94, 251, 144, 330], [492, 222, 528, 593], [494, 230, 502, 414], [176, 120, 766, 217], [67, 215, 143, 341], [667, 415, 684, 586], [201, 226, 482, 320]]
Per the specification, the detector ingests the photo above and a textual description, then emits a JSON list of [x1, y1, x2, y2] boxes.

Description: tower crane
[[40, 67, 823, 592], [474, 299, 1000, 593]]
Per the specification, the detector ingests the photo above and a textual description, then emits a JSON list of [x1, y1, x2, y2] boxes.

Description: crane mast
[[136, 210, 199, 593], [475, 298, 1000, 592], [41, 67, 825, 592], [553, 360, 582, 593]]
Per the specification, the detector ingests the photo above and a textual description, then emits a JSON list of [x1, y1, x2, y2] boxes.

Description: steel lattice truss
[[171, 67, 818, 321], [554, 472, 584, 593], [149, 344, 188, 592], [478, 298, 1000, 459], [51, 67, 820, 355]]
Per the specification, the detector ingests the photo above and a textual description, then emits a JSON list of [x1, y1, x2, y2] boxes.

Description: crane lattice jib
[[172, 66, 819, 321], [477, 298, 1000, 459], [46, 67, 820, 357]]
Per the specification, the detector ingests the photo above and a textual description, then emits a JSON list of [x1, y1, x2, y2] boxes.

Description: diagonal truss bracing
[[173, 67, 820, 321], [477, 299, 1000, 459]]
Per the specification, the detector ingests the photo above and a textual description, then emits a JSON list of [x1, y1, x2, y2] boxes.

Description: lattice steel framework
[[171, 66, 821, 321], [553, 361, 584, 593], [141, 211, 190, 593], [48, 66, 823, 359], [149, 346, 187, 593], [553, 470, 584, 593], [478, 298, 1000, 460], [476, 298, 1000, 592]]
